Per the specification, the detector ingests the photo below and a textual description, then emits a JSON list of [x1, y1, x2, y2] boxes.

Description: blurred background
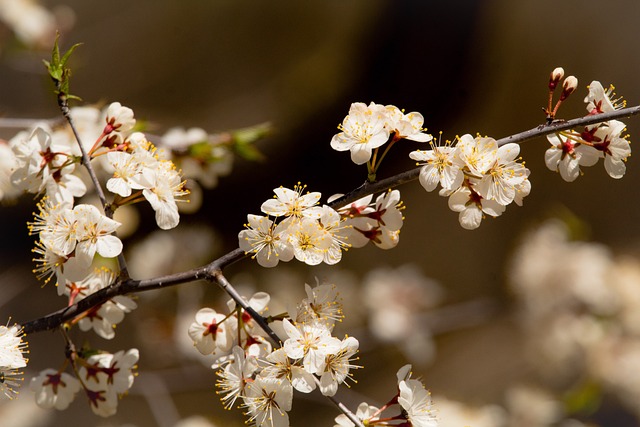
[[2, 0, 640, 426]]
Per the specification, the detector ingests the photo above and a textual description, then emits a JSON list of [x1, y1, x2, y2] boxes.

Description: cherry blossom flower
[[188, 308, 235, 356], [105, 151, 145, 197], [447, 185, 505, 230], [216, 346, 259, 409], [585, 80, 626, 115], [409, 141, 464, 192], [282, 318, 341, 375], [545, 133, 599, 182], [238, 215, 294, 268], [243, 376, 293, 427], [384, 105, 433, 142], [590, 120, 631, 179], [293, 281, 344, 328], [261, 184, 323, 219], [0, 325, 28, 400], [30, 370, 81, 410], [456, 134, 497, 178], [261, 348, 317, 394], [318, 205, 350, 265], [286, 217, 332, 265], [330, 102, 390, 165], [139, 160, 188, 230], [318, 336, 360, 396], [10, 127, 60, 194], [397, 365, 438, 427], [73, 204, 123, 267], [473, 143, 529, 206], [104, 102, 135, 136]]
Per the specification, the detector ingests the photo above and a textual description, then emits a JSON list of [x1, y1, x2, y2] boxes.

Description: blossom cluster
[[330, 102, 432, 165], [334, 364, 437, 427], [30, 348, 139, 416], [0, 324, 28, 400], [330, 102, 531, 230], [410, 135, 530, 230], [188, 282, 363, 427], [239, 184, 404, 267], [545, 79, 631, 181]]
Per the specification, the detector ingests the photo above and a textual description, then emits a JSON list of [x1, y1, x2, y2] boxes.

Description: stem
[[54, 89, 130, 280]]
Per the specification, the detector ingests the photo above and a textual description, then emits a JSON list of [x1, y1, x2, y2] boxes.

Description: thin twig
[[55, 89, 130, 279]]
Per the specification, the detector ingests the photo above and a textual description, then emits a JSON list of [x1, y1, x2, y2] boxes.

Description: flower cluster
[[239, 184, 404, 267], [0, 324, 28, 400], [29, 200, 123, 285], [330, 102, 432, 165], [30, 348, 139, 416], [545, 79, 631, 181], [334, 364, 437, 427], [410, 135, 530, 230], [188, 282, 360, 427]]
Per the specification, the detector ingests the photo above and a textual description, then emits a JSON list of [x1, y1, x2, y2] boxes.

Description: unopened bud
[[560, 76, 578, 100], [548, 67, 564, 91]]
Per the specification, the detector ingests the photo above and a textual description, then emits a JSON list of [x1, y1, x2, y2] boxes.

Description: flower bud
[[549, 67, 564, 90], [560, 76, 578, 100]]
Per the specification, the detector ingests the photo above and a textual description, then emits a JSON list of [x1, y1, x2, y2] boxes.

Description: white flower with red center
[[318, 336, 360, 397], [334, 402, 380, 427], [238, 215, 294, 268], [83, 349, 139, 395], [545, 133, 599, 182], [216, 346, 259, 409], [473, 143, 529, 206], [286, 217, 332, 265], [73, 204, 123, 267], [104, 102, 135, 136], [447, 184, 505, 230], [188, 308, 235, 356], [10, 127, 63, 194], [585, 80, 626, 115], [30, 369, 81, 410], [243, 376, 293, 427], [456, 134, 498, 177], [384, 105, 433, 142], [330, 102, 390, 165], [410, 141, 464, 192], [282, 318, 341, 375], [590, 120, 631, 179], [261, 184, 323, 219], [396, 365, 438, 427]]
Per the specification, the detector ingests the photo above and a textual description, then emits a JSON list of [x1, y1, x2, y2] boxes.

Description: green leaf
[[43, 32, 83, 101]]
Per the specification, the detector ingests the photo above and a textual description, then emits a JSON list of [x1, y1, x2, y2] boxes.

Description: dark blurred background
[[2, 1, 640, 426]]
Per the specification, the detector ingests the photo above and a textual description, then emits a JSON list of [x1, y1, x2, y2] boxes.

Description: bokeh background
[[2, 1, 640, 426]]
